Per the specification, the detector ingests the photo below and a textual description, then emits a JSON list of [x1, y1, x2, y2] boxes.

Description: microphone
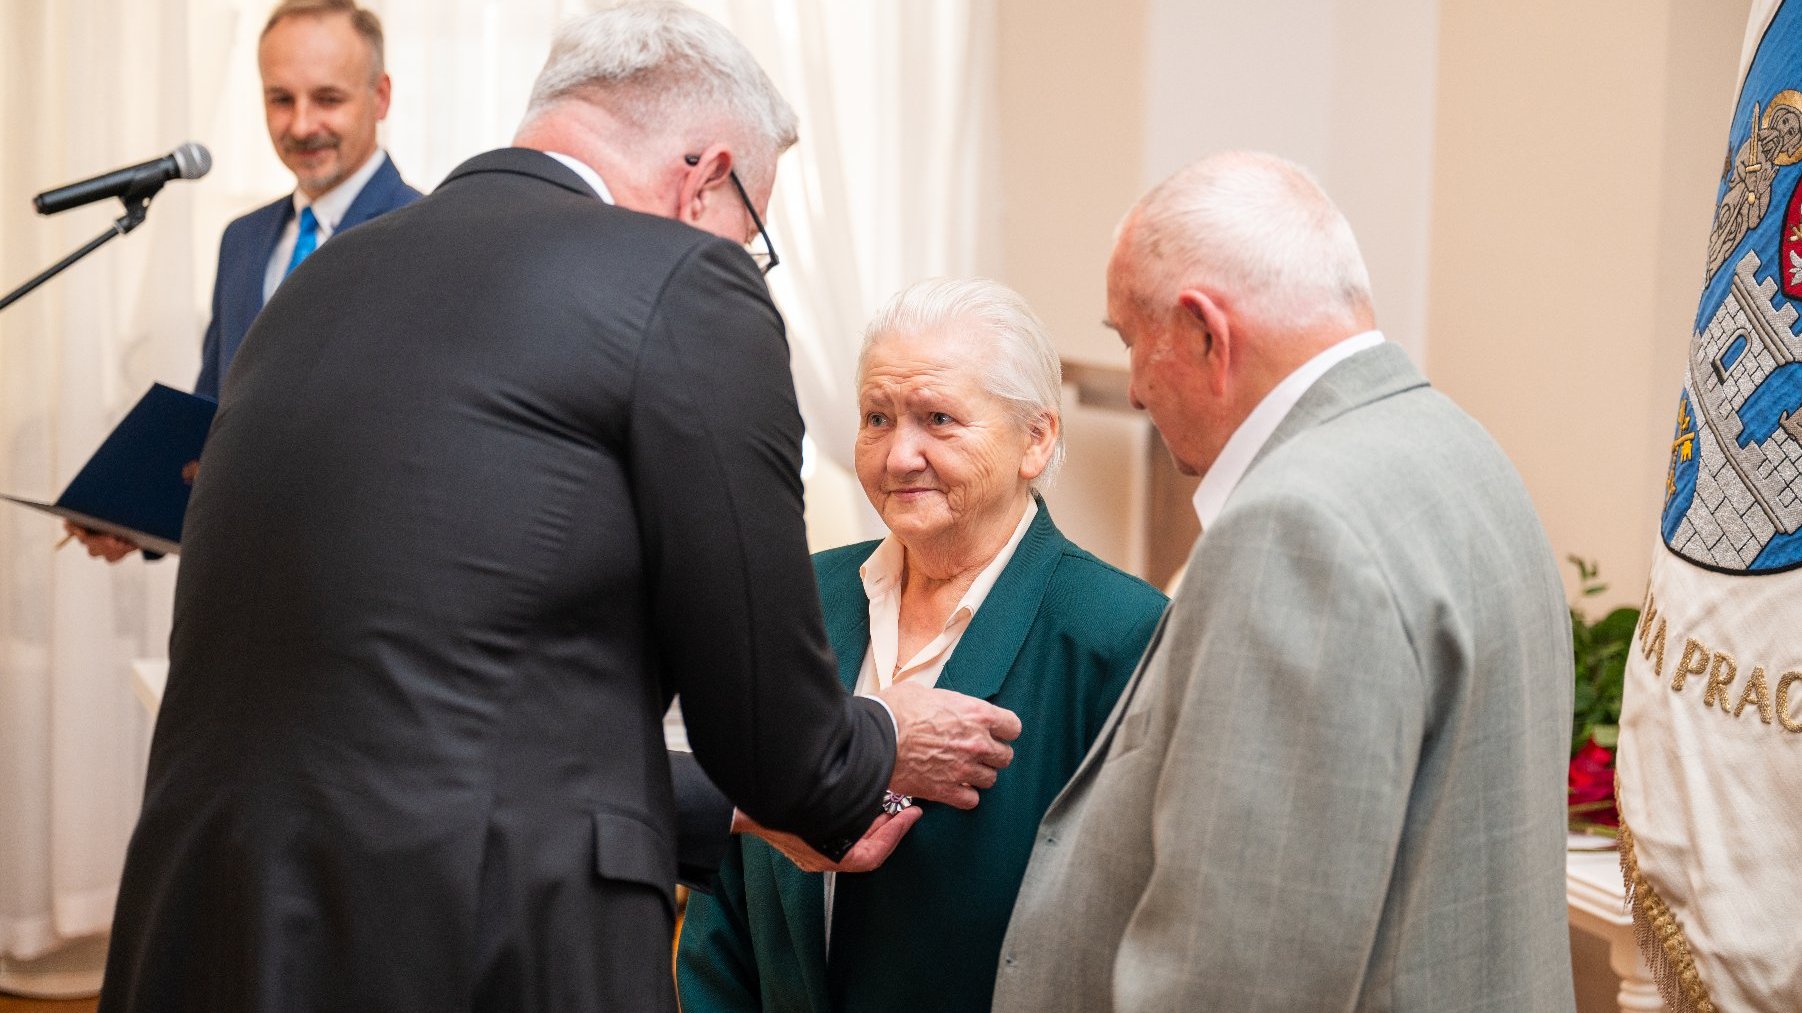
[[33, 142, 212, 216]]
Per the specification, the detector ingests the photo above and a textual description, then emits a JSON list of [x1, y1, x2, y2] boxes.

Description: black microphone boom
[[33, 142, 211, 216], [1, 142, 212, 314]]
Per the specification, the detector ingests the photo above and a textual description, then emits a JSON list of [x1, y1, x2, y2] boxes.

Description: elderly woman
[[676, 278, 1166, 1013]]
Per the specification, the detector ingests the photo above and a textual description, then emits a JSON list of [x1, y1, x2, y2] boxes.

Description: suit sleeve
[[194, 228, 231, 401], [627, 239, 892, 861], [669, 750, 733, 891], [674, 840, 763, 1013], [1113, 495, 1424, 1011]]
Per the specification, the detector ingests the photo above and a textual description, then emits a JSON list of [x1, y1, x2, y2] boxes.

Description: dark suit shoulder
[[434, 148, 736, 271]]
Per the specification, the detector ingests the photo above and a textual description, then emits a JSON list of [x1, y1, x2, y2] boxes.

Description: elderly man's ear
[[677, 144, 735, 227], [1177, 288, 1233, 396], [1019, 412, 1060, 482]]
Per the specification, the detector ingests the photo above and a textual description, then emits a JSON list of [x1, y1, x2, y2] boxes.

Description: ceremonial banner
[[1617, 2, 1802, 1009]]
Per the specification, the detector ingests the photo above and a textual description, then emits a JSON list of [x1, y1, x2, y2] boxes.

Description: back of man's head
[[1124, 151, 1373, 335], [522, 2, 798, 189]]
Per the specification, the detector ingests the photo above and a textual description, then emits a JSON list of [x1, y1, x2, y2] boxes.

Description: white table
[[132, 658, 168, 717], [1567, 835, 1660, 1011]]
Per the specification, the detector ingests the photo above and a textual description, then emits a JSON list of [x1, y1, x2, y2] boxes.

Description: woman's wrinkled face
[[855, 325, 1039, 548]]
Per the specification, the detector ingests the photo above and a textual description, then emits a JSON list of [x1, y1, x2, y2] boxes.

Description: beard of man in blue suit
[[70, 0, 421, 562]]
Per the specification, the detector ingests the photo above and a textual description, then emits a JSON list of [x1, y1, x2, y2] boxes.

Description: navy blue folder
[[3, 383, 217, 555]]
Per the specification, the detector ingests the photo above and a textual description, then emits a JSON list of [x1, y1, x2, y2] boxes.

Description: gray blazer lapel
[[1042, 345, 1424, 827]]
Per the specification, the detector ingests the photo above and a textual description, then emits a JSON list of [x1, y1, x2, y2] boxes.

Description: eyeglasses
[[684, 154, 779, 275]]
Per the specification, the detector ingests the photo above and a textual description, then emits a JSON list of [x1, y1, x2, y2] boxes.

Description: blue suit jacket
[[194, 155, 421, 399], [678, 504, 1167, 1013]]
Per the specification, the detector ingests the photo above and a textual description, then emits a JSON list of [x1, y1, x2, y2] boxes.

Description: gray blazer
[[992, 344, 1576, 1012]]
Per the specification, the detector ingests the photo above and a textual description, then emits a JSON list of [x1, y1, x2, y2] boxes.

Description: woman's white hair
[[859, 277, 1066, 488], [1124, 151, 1372, 330], [523, 2, 798, 185]]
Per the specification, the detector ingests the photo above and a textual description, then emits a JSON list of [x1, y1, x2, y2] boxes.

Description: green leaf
[[1565, 558, 1640, 757]]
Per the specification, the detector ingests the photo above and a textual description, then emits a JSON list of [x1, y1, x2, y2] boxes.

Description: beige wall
[[996, 0, 1153, 573], [1139, 0, 1441, 364], [997, 0, 1752, 609], [1426, 0, 1748, 606]]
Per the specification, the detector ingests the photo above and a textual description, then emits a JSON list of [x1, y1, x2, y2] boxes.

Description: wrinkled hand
[[62, 521, 138, 563], [733, 805, 924, 874], [880, 681, 1022, 810]]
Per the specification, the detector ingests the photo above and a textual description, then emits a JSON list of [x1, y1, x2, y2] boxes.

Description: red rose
[[1567, 737, 1618, 827]]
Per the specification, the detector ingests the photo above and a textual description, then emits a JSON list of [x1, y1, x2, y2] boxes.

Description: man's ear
[[678, 144, 734, 225], [1177, 289, 1232, 396]]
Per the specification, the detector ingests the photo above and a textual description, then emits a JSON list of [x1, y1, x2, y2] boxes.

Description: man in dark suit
[[98, 4, 1019, 1011], [70, 0, 420, 561]]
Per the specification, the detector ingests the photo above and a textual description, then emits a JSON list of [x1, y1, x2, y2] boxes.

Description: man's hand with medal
[[730, 682, 1019, 873], [732, 804, 925, 874]]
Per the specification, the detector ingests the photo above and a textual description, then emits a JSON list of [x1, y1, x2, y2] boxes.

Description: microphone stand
[[0, 191, 155, 315]]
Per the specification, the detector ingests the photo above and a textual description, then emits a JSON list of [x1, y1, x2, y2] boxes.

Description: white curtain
[[0, 0, 203, 975], [0, 0, 997, 982], [698, 0, 1003, 545]]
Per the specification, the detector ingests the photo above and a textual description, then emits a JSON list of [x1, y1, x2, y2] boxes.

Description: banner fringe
[[1617, 804, 1715, 1013]]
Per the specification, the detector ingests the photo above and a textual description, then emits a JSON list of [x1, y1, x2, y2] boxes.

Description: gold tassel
[[1617, 777, 1716, 1013]]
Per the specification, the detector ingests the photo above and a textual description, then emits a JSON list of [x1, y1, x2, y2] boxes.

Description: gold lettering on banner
[[1734, 667, 1774, 724], [1642, 596, 1800, 733], [1778, 672, 1802, 733], [1672, 638, 1710, 692], [1703, 652, 1739, 708], [1643, 616, 1668, 679]]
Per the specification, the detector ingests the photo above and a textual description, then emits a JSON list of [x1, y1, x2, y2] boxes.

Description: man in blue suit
[[195, 0, 422, 400], [70, 0, 419, 561]]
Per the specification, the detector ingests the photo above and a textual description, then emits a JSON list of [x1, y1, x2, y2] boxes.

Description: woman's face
[[855, 325, 1045, 550]]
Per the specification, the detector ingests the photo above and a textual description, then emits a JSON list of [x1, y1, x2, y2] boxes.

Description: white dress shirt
[[853, 498, 1038, 694], [1191, 330, 1387, 530], [262, 149, 392, 303]]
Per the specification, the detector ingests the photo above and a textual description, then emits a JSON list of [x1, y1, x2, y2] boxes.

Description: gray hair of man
[[859, 277, 1067, 489], [521, 1, 799, 190], [1122, 151, 1373, 332]]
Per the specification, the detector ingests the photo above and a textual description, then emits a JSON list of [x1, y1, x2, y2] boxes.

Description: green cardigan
[[677, 505, 1166, 1013]]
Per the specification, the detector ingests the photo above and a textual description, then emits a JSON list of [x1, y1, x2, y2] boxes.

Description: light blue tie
[[284, 206, 319, 278]]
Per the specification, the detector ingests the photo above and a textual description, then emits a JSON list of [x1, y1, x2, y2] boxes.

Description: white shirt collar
[[542, 151, 616, 204], [292, 149, 388, 235], [1191, 330, 1387, 530], [857, 497, 1038, 680]]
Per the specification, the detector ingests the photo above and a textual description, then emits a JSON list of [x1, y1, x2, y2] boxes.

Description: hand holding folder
[[5, 383, 217, 557]]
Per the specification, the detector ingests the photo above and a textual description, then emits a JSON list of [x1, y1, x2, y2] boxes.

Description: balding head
[[1105, 152, 1378, 478], [1116, 151, 1373, 336]]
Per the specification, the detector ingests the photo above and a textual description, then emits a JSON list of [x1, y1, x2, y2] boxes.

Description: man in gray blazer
[[992, 152, 1576, 1012]]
